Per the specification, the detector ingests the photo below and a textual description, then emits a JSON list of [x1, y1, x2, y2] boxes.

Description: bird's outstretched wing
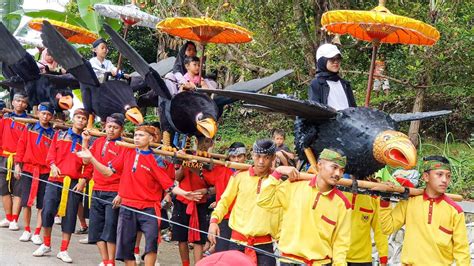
[[103, 23, 172, 100], [198, 89, 337, 120], [40, 20, 99, 87], [42, 73, 80, 89], [0, 22, 26, 65], [0, 23, 40, 82], [130, 57, 176, 78], [390, 110, 452, 122], [202, 70, 294, 117]]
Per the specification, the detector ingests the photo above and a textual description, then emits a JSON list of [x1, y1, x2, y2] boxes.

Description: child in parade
[[14, 102, 56, 244], [172, 137, 214, 265], [81, 113, 127, 266], [378, 156, 471, 265], [257, 148, 352, 266], [0, 93, 29, 230], [77, 124, 202, 266], [33, 108, 93, 263], [208, 139, 282, 266], [202, 142, 247, 252], [272, 129, 296, 167]]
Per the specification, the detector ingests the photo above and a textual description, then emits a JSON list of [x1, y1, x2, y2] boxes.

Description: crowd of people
[[0, 40, 470, 266]]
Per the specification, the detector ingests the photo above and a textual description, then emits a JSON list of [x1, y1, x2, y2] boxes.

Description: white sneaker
[[98, 262, 104, 266], [31, 234, 43, 245], [8, 221, 19, 231], [19, 230, 32, 242], [78, 237, 89, 244], [54, 216, 61, 225], [57, 251, 73, 263], [0, 218, 10, 227], [33, 244, 51, 257]]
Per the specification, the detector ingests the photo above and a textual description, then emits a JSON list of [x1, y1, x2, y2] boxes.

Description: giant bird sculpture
[[198, 89, 451, 179], [39, 20, 143, 126], [102, 23, 293, 150], [0, 22, 74, 113]]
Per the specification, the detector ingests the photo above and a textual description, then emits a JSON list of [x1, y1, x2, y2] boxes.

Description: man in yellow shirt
[[379, 156, 471, 265], [208, 139, 281, 265], [257, 148, 352, 266], [343, 191, 388, 265]]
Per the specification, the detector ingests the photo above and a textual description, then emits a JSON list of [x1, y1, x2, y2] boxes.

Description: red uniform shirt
[[15, 122, 55, 174], [202, 165, 237, 219], [110, 148, 174, 210], [46, 129, 93, 182], [0, 113, 28, 156], [177, 167, 209, 204], [89, 137, 126, 192]]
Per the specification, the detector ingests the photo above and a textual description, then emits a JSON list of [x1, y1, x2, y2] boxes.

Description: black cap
[[92, 38, 106, 48]]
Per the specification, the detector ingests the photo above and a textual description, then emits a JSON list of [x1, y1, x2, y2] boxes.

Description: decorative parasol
[[321, 0, 440, 106], [28, 18, 98, 45], [15, 36, 44, 48], [157, 17, 253, 83], [94, 3, 161, 69]]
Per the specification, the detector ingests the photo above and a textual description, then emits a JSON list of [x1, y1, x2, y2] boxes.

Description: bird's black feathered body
[[295, 107, 397, 178], [166, 91, 219, 137], [102, 23, 293, 140], [199, 89, 451, 178], [40, 21, 143, 122], [0, 23, 75, 112]]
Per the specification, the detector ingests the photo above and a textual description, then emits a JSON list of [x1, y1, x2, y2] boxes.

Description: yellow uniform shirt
[[210, 167, 281, 240], [257, 174, 352, 266], [343, 192, 388, 264], [379, 192, 471, 265]]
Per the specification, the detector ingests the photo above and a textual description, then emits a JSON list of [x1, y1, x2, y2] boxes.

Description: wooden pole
[[117, 141, 464, 202], [364, 43, 379, 107], [11, 117, 227, 160]]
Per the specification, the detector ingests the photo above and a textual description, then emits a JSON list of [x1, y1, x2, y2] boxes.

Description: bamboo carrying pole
[[11, 117, 227, 160], [116, 141, 464, 202]]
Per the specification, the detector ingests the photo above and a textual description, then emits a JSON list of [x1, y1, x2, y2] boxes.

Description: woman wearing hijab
[[308, 44, 357, 110], [172, 41, 197, 85]]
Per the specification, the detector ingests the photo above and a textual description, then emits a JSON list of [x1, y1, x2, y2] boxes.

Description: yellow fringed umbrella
[[28, 18, 99, 45], [157, 17, 253, 82], [321, 0, 440, 106]]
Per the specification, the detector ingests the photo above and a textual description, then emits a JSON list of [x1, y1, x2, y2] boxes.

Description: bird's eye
[[383, 135, 391, 141]]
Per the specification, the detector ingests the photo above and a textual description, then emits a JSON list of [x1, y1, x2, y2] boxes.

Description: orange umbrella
[[321, 0, 440, 106], [28, 18, 99, 45], [157, 17, 253, 83]]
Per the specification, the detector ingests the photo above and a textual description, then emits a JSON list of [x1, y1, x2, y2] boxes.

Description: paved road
[[0, 201, 183, 266]]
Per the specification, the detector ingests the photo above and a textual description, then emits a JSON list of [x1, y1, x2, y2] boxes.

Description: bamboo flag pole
[[116, 141, 463, 202]]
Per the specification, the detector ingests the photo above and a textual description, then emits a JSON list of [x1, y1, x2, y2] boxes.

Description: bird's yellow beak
[[125, 107, 143, 125], [196, 117, 217, 139], [58, 95, 73, 110], [373, 130, 417, 170]]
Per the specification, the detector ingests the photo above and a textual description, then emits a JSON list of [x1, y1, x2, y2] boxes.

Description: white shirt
[[326, 80, 349, 110], [89, 57, 117, 83]]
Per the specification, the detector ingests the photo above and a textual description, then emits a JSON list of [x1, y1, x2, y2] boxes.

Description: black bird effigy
[[103, 23, 293, 150], [39, 20, 144, 127], [0, 22, 75, 113], [198, 89, 452, 179]]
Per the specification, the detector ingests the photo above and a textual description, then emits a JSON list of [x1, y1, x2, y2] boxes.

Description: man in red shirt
[[82, 113, 127, 266], [172, 137, 216, 266], [77, 124, 202, 266], [0, 93, 29, 230], [202, 141, 247, 252], [33, 108, 93, 263], [14, 102, 56, 245]]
